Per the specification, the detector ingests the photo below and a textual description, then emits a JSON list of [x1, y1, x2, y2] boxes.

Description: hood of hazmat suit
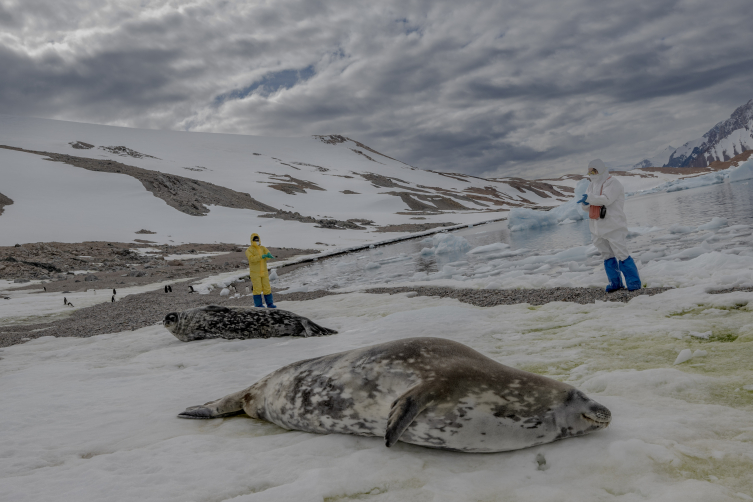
[[580, 159, 628, 237]]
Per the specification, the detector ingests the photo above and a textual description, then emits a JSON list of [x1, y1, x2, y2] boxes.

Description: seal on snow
[[177, 337, 611, 452], [163, 305, 337, 342]]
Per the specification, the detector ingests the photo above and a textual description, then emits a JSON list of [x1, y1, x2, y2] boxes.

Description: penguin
[[189, 285, 195, 293], [168, 285, 173, 293], [67, 301, 74, 307], [64, 297, 67, 305], [164, 285, 169, 293], [44, 286, 47, 292], [111, 295, 115, 303], [113, 288, 117, 295]]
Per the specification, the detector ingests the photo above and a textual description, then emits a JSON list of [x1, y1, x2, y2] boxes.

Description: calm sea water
[[278, 180, 753, 289]]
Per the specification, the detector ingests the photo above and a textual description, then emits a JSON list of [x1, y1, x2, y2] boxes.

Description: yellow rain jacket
[[245, 233, 272, 295]]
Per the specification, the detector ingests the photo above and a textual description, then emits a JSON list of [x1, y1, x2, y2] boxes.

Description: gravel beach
[[1, 282, 676, 348]]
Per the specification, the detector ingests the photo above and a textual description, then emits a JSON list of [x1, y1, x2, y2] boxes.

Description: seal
[[163, 305, 338, 342], [178, 337, 611, 452]]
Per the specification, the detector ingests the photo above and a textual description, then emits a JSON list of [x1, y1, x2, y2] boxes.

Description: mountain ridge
[[633, 99, 753, 168]]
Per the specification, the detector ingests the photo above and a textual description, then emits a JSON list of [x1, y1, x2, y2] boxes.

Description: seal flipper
[[385, 384, 434, 447], [300, 318, 338, 337], [178, 388, 246, 419]]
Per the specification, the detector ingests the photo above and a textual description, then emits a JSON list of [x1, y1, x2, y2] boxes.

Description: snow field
[[0, 115, 557, 249], [1, 287, 752, 501], [0, 278, 186, 327]]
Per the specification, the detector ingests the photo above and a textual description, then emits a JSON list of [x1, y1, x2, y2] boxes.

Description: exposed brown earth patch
[[374, 222, 458, 233], [315, 134, 414, 167], [258, 172, 326, 194], [69, 141, 94, 149], [341, 190, 360, 194], [0, 192, 13, 216], [497, 178, 569, 199], [258, 210, 366, 230], [0, 145, 278, 216], [99, 145, 158, 159], [0, 241, 313, 285], [636, 149, 753, 176]]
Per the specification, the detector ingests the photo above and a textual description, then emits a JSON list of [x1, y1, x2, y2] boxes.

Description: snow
[[0, 279, 181, 327], [2, 282, 752, 501], [3, 117, 753, 501], [0, 115, 572, 249]]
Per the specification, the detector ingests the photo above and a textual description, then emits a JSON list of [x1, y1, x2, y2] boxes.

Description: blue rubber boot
[[264, 294, 277, 309], [604, 258, 625, 293], [253, 295, 264, 307], [619, 256, 642, 291]]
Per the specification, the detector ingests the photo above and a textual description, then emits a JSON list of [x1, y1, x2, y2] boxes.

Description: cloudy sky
[[2, 0, 752, 178]]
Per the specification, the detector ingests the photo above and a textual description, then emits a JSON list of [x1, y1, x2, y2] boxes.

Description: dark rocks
[[84, 275, 99, 282], [363, 285, 672, 306]]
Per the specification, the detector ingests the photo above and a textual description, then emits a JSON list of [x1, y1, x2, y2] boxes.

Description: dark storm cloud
[[2, 0, 753, 177]]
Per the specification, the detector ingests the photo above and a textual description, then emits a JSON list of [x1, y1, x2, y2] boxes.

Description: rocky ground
[[363, 285, 673, 307], [1, 282, 678, 348], [0, 241, 315, 288]]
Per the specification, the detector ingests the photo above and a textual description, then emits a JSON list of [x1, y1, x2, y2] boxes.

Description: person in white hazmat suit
[[577, 159, 642, 292]]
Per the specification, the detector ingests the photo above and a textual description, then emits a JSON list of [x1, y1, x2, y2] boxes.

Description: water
[[277, 181, 753, 291]]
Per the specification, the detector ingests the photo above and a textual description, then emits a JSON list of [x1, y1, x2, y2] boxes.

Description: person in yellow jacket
[[245, 233, 276, 308]]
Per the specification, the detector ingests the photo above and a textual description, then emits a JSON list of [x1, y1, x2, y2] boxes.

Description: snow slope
[[632, 145, 676, 169], [1, 287, 751, 501], [0, 115, 573, 249]]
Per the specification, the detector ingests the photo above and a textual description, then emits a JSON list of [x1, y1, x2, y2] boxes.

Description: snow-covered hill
[[0, 115, 574, 249], [635, 99, 753, 168], [631, 145, 675, 169]]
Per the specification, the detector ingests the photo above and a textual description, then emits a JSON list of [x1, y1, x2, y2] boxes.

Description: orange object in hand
[[589, 205, 602, 219]]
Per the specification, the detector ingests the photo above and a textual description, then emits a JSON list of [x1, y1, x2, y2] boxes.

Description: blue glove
[[577, 194, 589, 206]]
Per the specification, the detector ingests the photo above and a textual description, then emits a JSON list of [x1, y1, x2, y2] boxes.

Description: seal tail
[[300, 319, 338, 337], [178, 388, 247, 419], [385, 384, 435, 447]]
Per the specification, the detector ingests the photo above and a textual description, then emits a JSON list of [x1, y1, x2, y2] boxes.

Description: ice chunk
[[467, 243, 510, 254], [419, 233, 471, 255], [669, 225, 695, 234], [697, 217, 728, 231], [692, 349, 708, 358], [673, 349, 693, 365], [728, 159, 753, 183], [365, 262, 381, 270], [508, 179, 589, 231], [268, 269, 279, 282], [219, 288, 230, 296]]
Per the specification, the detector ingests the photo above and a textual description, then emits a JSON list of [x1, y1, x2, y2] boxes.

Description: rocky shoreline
[[1, 284, 679, 348]]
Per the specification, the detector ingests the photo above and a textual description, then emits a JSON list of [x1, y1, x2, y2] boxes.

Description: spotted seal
[[178, 337, 611, 452], [163, 305, 337, 342]]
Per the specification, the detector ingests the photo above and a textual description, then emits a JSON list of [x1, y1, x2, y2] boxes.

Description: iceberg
[[508, 179, 589, 231]]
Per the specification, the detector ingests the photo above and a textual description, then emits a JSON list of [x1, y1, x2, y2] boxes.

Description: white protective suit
[[580, 160, 630, 261]]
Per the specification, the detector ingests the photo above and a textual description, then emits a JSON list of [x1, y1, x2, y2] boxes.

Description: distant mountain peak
[[663, 99, 753, 168], [632, 145, 676, 169]]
